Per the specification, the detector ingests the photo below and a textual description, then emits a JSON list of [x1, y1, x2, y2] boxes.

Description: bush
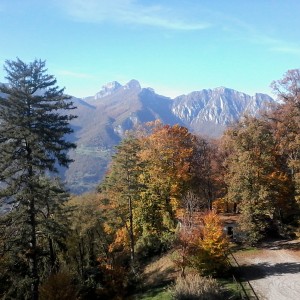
[[174, 211, 229, 276], [136, 232, 175, 261], [39, 271, 78, 300], [170, 273, 222, 300]]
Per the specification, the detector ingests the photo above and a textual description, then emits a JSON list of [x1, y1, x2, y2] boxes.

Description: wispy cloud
[[270, 46, 300, 55], [56, 0, 210, 30], [248, 33, 300, 56], [213, 11, 300, 56]]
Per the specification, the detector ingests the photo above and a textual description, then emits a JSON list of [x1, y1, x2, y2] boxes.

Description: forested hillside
[[0, 60, 299, 299], [65, 80, 274, 194]]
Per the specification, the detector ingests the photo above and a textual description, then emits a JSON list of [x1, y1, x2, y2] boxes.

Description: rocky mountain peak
[[124, 79, 141, 91], [93, 81, 122, 99], [214, 86, 227, 93], [66, 82, 275, 193], [171, 87, 275, 134]]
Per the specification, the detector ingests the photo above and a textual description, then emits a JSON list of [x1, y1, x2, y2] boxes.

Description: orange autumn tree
[[99, 122, 215, 260], [136, 123, 197, 243], [270, 69, 300, 207], [223, 115, 296, 243], [190, 211, 229, 276], [200, 211, 229, 268], [174, 211, 229, 276]]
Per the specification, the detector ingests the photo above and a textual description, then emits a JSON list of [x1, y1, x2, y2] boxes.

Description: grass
[[130, 276, 242, 300], [219, 277, 243, 300], [235, 246, 259, 254], [130, 248, 245, 300], [138, 287, 172, 300], [131, 286, 172, 300]]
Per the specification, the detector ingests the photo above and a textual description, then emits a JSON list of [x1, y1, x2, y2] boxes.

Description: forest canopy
[[0, 61, 299, 299]]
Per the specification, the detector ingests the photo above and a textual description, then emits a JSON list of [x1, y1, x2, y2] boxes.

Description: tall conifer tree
[[0, 58, 76, 299], [101, 136, 142, 264]]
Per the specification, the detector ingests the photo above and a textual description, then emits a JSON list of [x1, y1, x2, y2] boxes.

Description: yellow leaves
[[103, 222, 114, 235], [175, 210, 229, 275], [212, 198, 227, 213], [109, 227, 129, 253]]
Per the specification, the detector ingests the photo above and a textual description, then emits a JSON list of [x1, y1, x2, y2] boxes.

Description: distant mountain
[[172, 87, 274, 137], [0, 80, 275, 194], [85, 81, 123, 101], [63, 80, 275, 193]]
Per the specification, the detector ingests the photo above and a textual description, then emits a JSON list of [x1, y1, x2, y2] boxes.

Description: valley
[[65, 80, 275, 193]]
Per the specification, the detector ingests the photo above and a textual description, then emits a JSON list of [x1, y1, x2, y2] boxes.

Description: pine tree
[[0, 58, 76, 299], [100, 136, 142, 264]]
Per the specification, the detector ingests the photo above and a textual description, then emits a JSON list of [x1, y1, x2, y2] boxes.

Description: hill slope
[[64, 80, 274, 193]]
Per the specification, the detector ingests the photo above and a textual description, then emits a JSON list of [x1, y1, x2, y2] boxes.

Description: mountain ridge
[[1, 79, 275, 194], [64, 80, 275, 193]]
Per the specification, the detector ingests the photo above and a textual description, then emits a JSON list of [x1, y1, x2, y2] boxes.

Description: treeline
[[0, 59, 299, 299]]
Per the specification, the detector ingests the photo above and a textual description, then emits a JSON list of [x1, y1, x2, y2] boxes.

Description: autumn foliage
[[1, 67, 300, 299], [174, 211, 229, 277]]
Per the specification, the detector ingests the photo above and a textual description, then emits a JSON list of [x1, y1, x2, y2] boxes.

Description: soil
[[233, 239, 300, 300]]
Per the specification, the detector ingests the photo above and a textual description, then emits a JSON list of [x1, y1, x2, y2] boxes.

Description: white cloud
[[56, 0, 210, 30]]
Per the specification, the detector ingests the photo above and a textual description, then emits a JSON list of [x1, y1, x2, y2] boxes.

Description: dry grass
[[142, 251, 179, 288], [170, 273, 222, 300]]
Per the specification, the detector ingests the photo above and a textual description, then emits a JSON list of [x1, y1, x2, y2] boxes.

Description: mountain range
[[64, 80, 275, 194]]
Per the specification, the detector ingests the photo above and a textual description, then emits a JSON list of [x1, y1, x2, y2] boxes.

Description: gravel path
[[234, 240, 300, 300]]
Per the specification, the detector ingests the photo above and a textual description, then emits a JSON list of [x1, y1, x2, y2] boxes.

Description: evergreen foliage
[[0, 58, 76, 299]]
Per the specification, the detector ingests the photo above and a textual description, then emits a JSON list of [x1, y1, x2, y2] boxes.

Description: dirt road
[[234, 239, 300, 300]]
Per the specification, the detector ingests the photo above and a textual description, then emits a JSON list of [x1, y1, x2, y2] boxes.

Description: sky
[[0, 0, 300, 99]]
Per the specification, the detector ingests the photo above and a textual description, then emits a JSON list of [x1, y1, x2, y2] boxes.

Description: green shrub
[[170, 273, 222, 300], [136, 232, 175, 261]]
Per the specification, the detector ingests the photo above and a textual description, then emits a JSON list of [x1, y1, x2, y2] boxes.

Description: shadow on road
[[258, 239, 300, 251], [234, 262, 300, 281]]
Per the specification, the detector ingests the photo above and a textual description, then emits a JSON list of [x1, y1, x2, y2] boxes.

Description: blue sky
[[0, 0, 299, 98]]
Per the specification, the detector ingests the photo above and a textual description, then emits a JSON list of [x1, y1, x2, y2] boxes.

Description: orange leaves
[[140, 124, 194, 176], [101, 122, 211, 259], [138, 124, 198, 234], [109, 227, 129, 253], [212, 198, 228, 213], [174, 211, 229, 276], [139, 123, 196, 202]]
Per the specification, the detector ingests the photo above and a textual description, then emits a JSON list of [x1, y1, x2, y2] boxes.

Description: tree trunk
[[29, 195, 39, 300], [27, 154, 39, 300], [48, 237, 56, 272], [128, 196, 135, 263]]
